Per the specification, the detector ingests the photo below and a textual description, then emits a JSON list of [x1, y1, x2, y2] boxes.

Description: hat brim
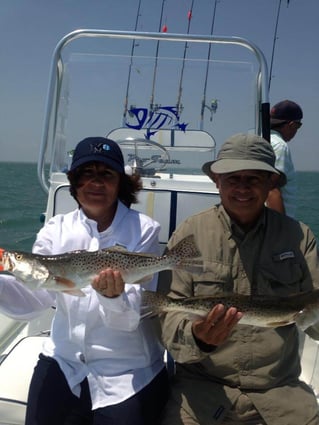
[[204, 158, 279, 175], [202, 159, 286, 187], [69, 155, 124, 173], [270, 118, 287, 125]]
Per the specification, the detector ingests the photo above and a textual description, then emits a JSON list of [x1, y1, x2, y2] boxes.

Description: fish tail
[[140, 290, 166, 318], [175, 259, 204, 274], [165, 235, 203, 273], [167, 234, 202, 259]]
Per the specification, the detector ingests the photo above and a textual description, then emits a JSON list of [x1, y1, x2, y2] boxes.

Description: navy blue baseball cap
[[70, 137, 125, 173], [270, 100, 303, 124]]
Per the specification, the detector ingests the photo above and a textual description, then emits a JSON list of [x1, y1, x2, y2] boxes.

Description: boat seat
[[299, 332, 319, 402], [51, 183, 219, 246], [0, 336, 48, 424]]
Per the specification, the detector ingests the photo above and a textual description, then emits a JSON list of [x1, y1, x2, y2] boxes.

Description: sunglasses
[[280, 121, 302, 129]]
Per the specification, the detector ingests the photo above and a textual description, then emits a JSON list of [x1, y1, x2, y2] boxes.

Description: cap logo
[[91, 143, 111, 153]]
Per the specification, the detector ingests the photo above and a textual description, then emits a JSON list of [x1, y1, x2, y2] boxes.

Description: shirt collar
[[79, 200, 129, 236], [217, 204, 266, 240]]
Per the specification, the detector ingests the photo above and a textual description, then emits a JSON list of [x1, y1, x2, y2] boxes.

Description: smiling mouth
[[87, 191, 105, 196], [234, 196, 252, 202]]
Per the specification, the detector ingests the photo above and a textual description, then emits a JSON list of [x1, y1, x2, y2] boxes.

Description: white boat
[[0, 28, 318, 424]]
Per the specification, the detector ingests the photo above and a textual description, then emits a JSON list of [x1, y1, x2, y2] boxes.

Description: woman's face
[[75, 162, 120, 219]]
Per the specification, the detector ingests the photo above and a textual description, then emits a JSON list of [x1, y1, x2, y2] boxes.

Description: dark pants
[[25, 354, 169, 425]]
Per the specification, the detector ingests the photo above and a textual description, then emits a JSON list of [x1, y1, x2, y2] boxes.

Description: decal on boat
[[125, 105, 188, 139]]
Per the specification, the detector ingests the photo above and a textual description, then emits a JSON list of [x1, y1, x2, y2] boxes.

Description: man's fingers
[[192, 304, 243, 346]]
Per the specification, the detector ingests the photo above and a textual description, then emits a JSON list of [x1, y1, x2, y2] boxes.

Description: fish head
[[2, 251, 49, 288]]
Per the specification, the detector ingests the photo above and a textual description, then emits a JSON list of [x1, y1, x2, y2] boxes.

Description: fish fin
[[133, 274, 154, 284], [168, 235, 202, 259], [175, 260, 204, 274], [62, 288, 86, 297], [166, 235, 204, 273], [265, 320, 294, 327], [54, 276, 86, 297], [140, 310, 158, 320], [52, 275, 76, 288], [41, 276, 86, 297], [106, 245, 128, 252], [184, 292, 239, 301], [46, 276, 84, 296]]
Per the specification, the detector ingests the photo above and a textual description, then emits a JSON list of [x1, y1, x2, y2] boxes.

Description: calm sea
[[0, 162, 318, 251]]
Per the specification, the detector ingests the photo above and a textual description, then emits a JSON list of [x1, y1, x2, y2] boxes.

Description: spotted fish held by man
[[0, 235, 202, 296], [141, 289, 319, 331]]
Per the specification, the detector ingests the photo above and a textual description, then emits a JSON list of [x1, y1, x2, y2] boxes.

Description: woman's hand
[[92, 269, 125, 298], [192, 304, 243, 347]]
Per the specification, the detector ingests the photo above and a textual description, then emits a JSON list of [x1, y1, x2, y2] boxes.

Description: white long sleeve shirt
[[0, 201, 165, 409], [271, 129, 297, 218]]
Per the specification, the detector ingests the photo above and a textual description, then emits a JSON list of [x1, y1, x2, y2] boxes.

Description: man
[[266, 99, 303, 217], [159, 133, 319, 425]]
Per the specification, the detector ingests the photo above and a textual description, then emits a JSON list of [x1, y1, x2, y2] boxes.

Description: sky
[[0, 0, 318, 170]]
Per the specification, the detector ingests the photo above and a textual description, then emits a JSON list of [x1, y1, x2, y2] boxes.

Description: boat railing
[[37, 29, 270, 195]]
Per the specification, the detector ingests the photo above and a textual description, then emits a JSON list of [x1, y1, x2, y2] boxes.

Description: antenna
[[122, 0, 143, 126]]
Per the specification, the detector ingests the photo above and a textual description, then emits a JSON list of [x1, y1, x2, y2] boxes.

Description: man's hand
[[192, 304, 243, 346]]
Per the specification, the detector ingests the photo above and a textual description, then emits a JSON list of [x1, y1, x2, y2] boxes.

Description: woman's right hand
[[91, 269, 125, 298]]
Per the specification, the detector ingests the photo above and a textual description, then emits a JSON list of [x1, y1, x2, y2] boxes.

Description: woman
[[0, 137, 169, 425]]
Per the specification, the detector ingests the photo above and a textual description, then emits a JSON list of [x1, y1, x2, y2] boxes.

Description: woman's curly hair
[[67, 165, 142, 208]]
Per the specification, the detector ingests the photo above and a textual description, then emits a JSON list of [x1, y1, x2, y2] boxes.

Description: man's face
[[279, 120, 302, 142], [213, 170, 276, 229]]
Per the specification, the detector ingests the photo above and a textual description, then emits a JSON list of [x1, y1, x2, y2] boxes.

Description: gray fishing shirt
[[160, 204, 319, 425]]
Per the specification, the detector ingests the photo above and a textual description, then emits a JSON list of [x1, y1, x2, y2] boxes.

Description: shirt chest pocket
[[193, 261, 234, 296], [257, 261, 304, 296]]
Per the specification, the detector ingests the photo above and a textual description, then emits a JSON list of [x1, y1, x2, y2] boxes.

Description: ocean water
[[0, 162, 47, 251], [0, 162, 318, 251]]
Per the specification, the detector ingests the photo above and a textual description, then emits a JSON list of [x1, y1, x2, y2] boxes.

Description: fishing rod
[[122, 0, 143, 126], [149, 0, 166, 114], [176, 0, 195, 118], [199, 0, 219, 130], [268, 0, 283, 91]]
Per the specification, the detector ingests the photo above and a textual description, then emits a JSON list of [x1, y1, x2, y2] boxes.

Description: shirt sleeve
[[0, 274, 55, 320], [271, 137, 291, 175]]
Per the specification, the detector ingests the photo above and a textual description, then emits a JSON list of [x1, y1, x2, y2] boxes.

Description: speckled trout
[[141, 289, 319, 330], [0, 235, 202, 296]]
